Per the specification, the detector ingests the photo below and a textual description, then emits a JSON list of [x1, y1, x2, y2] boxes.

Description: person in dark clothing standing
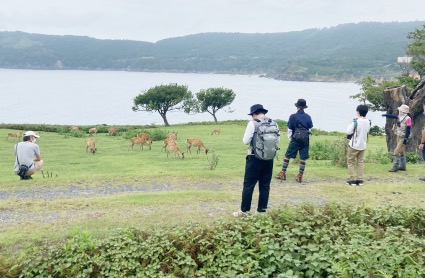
[[276, 99, 313, 183], [233, 104, 280, 217]]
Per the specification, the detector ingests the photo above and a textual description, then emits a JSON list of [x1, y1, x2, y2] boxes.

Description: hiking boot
[[232, 210, 248, 217], [345, 180, 357, 186], [389, 157, 400, 172], [398, 156, 406, 171], [275, 171, 286, 180], [295, 174, 303, 183], [356, 180, 364, 186]]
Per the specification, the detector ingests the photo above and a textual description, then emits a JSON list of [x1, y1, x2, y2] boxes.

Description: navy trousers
[[241, 155, 274, 212]]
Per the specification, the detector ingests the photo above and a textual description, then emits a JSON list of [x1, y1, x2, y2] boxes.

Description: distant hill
[[0, 21, 424, 81]]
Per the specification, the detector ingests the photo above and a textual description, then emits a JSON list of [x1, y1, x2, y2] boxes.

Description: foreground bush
[[3, 205, 425, 277]]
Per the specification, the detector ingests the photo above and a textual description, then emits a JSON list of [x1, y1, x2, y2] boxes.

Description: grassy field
[[1, 124, 425, 258]]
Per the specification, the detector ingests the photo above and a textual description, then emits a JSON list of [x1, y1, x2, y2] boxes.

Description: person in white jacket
[[346, 105, 371, 186]]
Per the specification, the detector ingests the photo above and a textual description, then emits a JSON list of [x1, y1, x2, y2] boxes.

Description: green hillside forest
[[1, 21, 424, 81]]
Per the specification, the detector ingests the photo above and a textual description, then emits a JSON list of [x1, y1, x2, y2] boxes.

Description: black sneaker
[[356, 180, 364, 186], [20, 176, 33, 180], [345, 180, 357, 186]]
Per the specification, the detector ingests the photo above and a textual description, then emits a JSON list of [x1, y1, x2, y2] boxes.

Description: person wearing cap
[[13, 131, 43, 180], [233, 104, 280, 217], [276, 99, 313, 183], [382, 104, 411, 172]]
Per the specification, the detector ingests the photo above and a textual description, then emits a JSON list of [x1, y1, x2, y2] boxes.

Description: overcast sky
[[0, 0, 424, 42]]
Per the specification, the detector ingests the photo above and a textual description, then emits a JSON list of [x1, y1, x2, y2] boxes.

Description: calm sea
[[0, 69, 384, 131]]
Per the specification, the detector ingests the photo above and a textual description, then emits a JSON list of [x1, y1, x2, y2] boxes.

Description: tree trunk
[[212, 113, 217, 122], [160, 113, 170, 126], [383, 84, 425, 154]]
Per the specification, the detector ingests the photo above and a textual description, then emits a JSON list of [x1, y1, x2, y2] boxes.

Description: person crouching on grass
[[382, 104, 411, 172], [14, 131, 43, 180], [345, 105, 371, 186]]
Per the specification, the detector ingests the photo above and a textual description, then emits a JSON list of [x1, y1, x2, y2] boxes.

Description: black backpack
[[292, 123, 310, 144]]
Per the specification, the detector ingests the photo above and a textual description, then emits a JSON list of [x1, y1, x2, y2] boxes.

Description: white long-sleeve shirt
[[346, 117, 371, 150]]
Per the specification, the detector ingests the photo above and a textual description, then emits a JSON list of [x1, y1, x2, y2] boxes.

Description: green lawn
[[1, 124, 425, 257]]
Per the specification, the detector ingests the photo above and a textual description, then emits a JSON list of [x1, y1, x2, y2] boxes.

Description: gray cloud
[[0, 0, 424, 42]]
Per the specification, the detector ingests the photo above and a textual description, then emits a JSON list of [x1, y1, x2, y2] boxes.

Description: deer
[[88, 127, 97, 135], [108, 127, 119, 136], [128, 137, 152, 151], [137, 133, 153, 144], [211, 128, 221, 135], [166, 144, 184, 159], [7, 132, 22, 141], [85, 138, 97, 154], [162, 137, 176, 152], [70, 125, 79, 131], [186, 138, 209, 155], [166, 132, 178, 141]]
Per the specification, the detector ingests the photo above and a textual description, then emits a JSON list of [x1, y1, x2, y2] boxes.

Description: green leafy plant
[[406, 151, 420, 164], [206, 151, 219, 170], [13, 205, 425, 277]]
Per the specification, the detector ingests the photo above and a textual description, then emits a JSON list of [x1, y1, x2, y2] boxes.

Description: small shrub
[[330, 137, 348, 167], [309, 140, 332, 160], [369, 125, 385, 136], [406, 151, 419, 164], [206, 151, 219, 170], [366, 147, 391, 164]]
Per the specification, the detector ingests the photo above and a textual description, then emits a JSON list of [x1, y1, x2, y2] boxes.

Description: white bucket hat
[[397, 104, 410, 114]]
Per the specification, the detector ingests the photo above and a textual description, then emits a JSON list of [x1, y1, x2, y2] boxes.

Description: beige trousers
[[347, 146, 364, 180], [16, 160, 44, 176], [393, 136, 406, 156]]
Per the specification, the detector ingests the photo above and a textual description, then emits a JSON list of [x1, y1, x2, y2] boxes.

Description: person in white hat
[[382, 104, 411, 172], [13, 131, 43, 180]]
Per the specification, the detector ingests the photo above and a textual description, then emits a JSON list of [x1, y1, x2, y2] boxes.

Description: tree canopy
[[192, 88, 236, 122], [350, 75, 420, 112], [407, 24, 425, 78], [132, 84, 191, 126]]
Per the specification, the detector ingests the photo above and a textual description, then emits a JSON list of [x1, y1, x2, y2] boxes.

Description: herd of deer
[[83, 127, 221, 159]]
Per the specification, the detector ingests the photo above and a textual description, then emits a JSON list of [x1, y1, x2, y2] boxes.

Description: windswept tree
[[189, 87, 236, 122], [407, 24, 425, 78], [132, 84, 191, 126]]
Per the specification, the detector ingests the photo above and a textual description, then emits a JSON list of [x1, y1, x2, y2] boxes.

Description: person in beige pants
[[346, 105, 371, 186]]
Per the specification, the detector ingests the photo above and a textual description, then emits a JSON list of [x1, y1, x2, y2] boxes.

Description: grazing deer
[[137, 133, 153, 144], [211, 128, 221, 135], [166, 144, 184, 159], [7, 132, 22, 141], [85, 138, 97, 154], [108, 127, 119, 136], [166, 132, 178, 141], [128, 137, 152, 151], [186, 138, 209, 154], [162, 138, 176, 152], [88, 127, 97, 135]]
